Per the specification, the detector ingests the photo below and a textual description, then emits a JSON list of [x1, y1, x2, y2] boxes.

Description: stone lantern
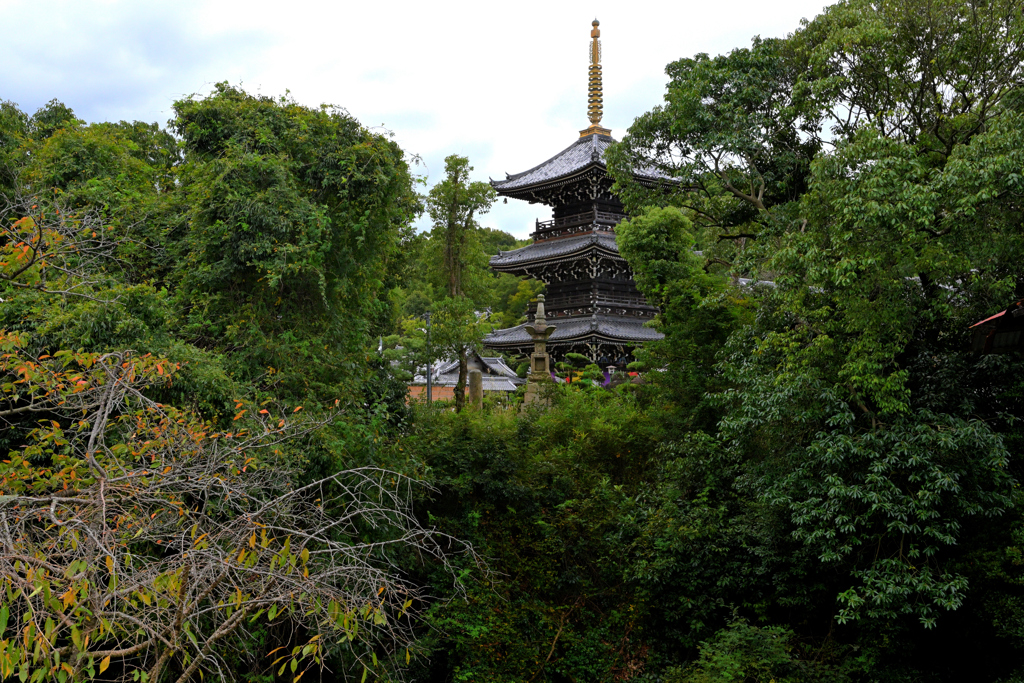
[[522, 295, 555, 407]]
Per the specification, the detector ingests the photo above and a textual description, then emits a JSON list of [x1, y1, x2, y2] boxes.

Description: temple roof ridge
[[489, 232, 621, 269], [490, 131, 670, 197], [484, 316, 663, 346], [491, 133, 614, 192]]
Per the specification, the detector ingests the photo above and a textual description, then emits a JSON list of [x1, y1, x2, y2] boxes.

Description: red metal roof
[[971, 309, 1007, 328], [971, 299, 1024, 328]]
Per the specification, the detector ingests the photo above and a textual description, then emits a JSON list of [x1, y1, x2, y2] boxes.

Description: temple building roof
[[484, 316, 662, 348], [411, 353, 525, 390], [493, 133, 614, 191], [491, 232, 622, 270], [490, 133, 667, 202]]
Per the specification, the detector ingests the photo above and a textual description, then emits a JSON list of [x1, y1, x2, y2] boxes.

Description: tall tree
[[424, 155, 496, 410], [172, 84, 420, 404], [610, 0, 1024, 652], [0, 101, 28, 199], [426, 155, 496, 299], [605, 34, 819, 275]]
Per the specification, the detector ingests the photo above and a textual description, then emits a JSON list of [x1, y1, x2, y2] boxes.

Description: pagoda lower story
[[483, 215, 662, 365], [485, 314, 662, 366]]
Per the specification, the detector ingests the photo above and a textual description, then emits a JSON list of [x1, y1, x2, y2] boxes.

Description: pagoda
[[483, 20, 665, 365]]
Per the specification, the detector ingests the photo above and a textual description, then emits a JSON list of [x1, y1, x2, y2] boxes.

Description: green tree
[[605, 34, 819, 276], [614, 206, 748, 429], [27, 99, 83, 141], [0, 101, 28, 198], [0, 103, 234, 422], [429, 296, 490, 411], [424, 155, 496, 410], [171, 83, 420, 404], [425, 155, 496, 299], [610, 0, 1024, 647], [668, 617, 847, 683], [395, 388, 666, 683]]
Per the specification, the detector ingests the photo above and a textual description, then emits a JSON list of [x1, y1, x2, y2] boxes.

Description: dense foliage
[[383, 155, 543, 401], [0, 85, 438, 682], [4, 0, 1024, 681]]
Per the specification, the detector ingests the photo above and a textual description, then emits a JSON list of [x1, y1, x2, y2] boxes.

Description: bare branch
[[0, 349, 478, 682]]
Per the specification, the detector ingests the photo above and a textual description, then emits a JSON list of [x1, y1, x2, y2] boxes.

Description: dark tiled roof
[[484, 317, 664, 346], [491, 232, 622, 268], [491, 134, 667, 192], [481, 355, 519, 377]]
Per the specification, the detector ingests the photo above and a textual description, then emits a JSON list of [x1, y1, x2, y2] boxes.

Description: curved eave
[[484, 318, 664, 347], [490, 132, 671, 202], [491, 162, 604, 197], [490, 234, 623, 274], [491, 134, 612, 191], [492, 165, 667, 203]]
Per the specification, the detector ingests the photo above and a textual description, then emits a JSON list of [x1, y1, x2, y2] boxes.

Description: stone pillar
[[468, 369, 483, 410]]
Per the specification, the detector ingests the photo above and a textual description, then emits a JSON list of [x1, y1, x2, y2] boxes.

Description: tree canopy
[[604, 0, 1024, 648], [3, 2, 1024, 680]]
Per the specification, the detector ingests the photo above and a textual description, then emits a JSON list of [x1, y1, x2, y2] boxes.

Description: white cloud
[[0, 0, 828, 237]]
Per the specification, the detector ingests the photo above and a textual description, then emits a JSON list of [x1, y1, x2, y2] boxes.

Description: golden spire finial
[[581, 19, 612, 137], [588, 20, 602, 125]]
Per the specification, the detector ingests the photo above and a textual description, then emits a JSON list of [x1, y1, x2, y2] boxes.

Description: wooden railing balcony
[[532, 209, 624, 240], [528, 293, 657, 315]]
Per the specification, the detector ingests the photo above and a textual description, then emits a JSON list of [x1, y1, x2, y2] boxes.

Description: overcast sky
[[0, 0, 828, 238]]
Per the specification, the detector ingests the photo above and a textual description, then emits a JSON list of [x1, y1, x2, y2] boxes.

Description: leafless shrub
[[0, 342, 474, 683]]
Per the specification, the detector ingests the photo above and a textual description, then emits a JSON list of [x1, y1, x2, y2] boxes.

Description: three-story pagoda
[[483, 20, 665, 365]]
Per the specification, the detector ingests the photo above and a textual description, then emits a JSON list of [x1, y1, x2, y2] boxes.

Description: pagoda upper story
[[483, 20, 667, 364], [488, 132, 662, 323]]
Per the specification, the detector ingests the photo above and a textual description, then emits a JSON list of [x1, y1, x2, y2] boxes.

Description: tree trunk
[[454, 346, 468, 413]]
